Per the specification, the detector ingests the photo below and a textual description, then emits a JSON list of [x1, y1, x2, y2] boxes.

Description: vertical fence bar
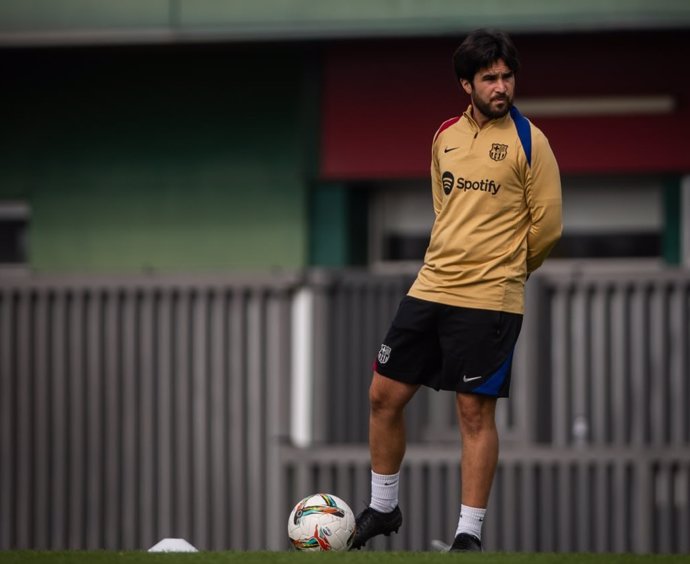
[[677, 462, 690, 553], [630, 283, 650, 447], [537, 462, 554, 552], [173, 289, 192, 540], [246, 291, 265, 549], [571, 285, 590, 449], [406, 463, 425, 550], [669, 283, 688, 446], [519, 276, 545, 444], [574, 461, 590, 551], [649, 285, 669, 446], [15, 289, 32, 548], [610, 283, 630, 445], [33, 290, 49, 549], [655, 463, 672, 552], [309, 274, 331, 444], [502, 461, 518, 551], [634, 458, 653, 553], [156, 288, 173, 540], [426, 461, 445, 548], [349, 281, 368, 443], [557, 460, 572, 551], [266, 288, 293, 550], [591, 284, 609, 446], [67, 289, 85, 548], [611, 457, 627, 552], [551, 283, 570, 447], [208, 288, 227, 550], [520, 460, 537, 551], [593, 461, 610, 551], [50, 289, 67, 549], [138, 289, 155, 549], [85, 289, 103, 549], [0, 289, 15, 548], [191, 289, 209, 549], [228, 289, 247, 549], [103, 289, 121, 549], [121, 289, 138, 549]]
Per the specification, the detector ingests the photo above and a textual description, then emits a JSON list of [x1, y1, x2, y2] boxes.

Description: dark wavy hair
[[452, 29, 521, 84]]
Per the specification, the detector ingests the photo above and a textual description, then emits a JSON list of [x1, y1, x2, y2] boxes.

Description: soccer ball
[[287, 493, 356, 551]]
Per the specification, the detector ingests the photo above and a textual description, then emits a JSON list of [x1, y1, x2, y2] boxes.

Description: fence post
[[266, 285, 295, 550], [520, 274, 550, 444], [306, 269, 333, 445]]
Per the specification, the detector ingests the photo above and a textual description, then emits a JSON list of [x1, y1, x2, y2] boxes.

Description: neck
[[471, 105, 491, 129], [472, 109, 489, 128]]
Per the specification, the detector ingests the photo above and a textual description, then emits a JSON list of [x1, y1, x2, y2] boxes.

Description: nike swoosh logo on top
[[444, 146, 458, 153], [463, 375, 482, 383]]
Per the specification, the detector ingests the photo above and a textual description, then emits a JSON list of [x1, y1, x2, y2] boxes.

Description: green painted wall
[[663, 177, 681, 265], [1, 44, 311, 272], [309, 183, 368, 267]]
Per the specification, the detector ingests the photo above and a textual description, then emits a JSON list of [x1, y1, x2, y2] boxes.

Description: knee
[[458, 396, 496, 439], [369, 382, 394, 415], [369, 373, 407, 417], [460, 409, 487, 439]]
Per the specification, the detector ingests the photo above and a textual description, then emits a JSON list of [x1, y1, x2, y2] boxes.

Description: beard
[[471, 91, 512, 120]]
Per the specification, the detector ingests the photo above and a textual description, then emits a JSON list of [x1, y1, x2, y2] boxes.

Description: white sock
[[369, 470, 399, 513], [455, 504, 486, 539]]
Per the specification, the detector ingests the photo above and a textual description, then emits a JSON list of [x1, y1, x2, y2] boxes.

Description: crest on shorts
[[377, 344, 391, 364], [489, 143, 508, 161]]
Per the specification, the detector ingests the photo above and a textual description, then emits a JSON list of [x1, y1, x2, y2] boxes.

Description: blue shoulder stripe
[[510, 106, 532, 167]]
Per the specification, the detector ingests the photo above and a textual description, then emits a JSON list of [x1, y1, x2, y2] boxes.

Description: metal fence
[[0, 274, 295, 550], [541, 270, 690, 447], [309, 269, 539, 445], [310, 268, 690, 448], [281, 444, 690, 553], [0, 267, 688, 552]]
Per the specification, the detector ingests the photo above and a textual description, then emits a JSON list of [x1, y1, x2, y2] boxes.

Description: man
[[351, 29, 562, 552]]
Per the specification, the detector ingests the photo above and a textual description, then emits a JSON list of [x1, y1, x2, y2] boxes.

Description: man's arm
[[431, 146, 443, 216], [524, 130, 562, 273]]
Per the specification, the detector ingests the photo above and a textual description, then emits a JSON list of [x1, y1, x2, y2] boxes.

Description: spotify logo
[[441, 171, 455, 195]]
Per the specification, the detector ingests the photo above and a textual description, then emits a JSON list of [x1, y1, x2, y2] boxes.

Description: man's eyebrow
[[481, 70, 513, 79]]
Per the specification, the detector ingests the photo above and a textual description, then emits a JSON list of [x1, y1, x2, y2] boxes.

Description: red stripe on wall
[[320, 32, 690, 180], [539, 114, 687, 174]]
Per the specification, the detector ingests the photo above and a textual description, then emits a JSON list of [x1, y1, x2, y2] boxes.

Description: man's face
[[461, 59, 515, 121]]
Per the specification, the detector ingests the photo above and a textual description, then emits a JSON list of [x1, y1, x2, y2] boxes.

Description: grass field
[[2, 552, 689, 564]]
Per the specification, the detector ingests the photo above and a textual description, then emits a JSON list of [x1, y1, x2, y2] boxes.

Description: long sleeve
[[430, 145, 443, 216], [411, 110, 558, 314], [524, 130, 562, 273]]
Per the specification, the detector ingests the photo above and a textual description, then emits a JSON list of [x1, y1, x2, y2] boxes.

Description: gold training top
[[408, 105, 563, 314]]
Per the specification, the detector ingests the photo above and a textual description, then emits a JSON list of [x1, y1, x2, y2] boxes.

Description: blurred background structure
[[1, 0, 690, 554]]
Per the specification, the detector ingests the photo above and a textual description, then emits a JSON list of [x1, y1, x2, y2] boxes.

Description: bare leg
[[456, 393, 499, 508], [369, 371, 419, 474], [351, 371, 416, 548]]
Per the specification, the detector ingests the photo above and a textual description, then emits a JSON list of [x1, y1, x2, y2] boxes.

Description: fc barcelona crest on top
[[377, 344, 391, 364], [489, 143, 508, 161]]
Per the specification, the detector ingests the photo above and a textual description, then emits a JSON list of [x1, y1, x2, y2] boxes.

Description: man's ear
[[460, 79, 473, 95]]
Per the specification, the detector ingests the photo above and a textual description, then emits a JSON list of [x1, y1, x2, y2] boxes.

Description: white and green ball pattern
[[287, 493, 356, 551]]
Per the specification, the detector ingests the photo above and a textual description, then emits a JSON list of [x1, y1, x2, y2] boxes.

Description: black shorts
[[374, 296, 523, 396]]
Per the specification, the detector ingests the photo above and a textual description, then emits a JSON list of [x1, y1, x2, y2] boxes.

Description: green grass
[[1, 553, 689, 564]]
